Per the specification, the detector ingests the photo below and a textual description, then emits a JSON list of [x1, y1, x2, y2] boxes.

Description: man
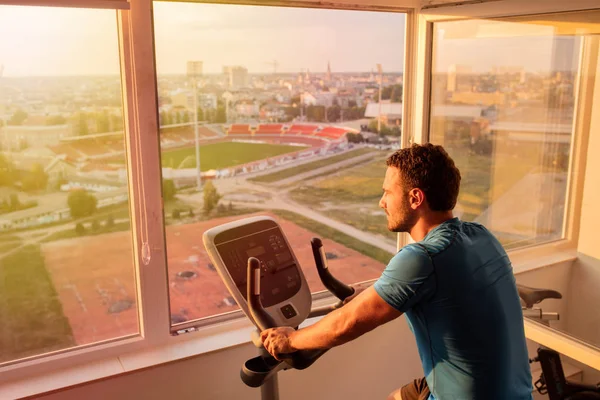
[[261, 143, 533, 399]]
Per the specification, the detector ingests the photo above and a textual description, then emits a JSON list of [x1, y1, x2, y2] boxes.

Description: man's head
[[379, 143, 461, 232]]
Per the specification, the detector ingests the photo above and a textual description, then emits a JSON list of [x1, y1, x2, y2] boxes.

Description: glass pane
[[430, 17, 580, 249], [153, 2, 405, 326], [0, 6, 138, 364]]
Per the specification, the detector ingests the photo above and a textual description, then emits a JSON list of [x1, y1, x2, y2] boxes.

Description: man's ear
[[409, 188, 425, 209]]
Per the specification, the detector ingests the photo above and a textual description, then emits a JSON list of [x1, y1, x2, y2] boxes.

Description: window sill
[[0, 295, 339, 400], [0, 245, 580, 399]]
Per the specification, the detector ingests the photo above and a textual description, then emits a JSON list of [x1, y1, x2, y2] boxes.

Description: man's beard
[[388, 196, 418, 233]]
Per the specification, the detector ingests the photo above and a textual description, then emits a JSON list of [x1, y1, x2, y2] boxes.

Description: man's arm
[[282, 286, 402, 351]]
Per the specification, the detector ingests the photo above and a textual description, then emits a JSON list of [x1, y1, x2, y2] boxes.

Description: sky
[[0, 3, 579, 77], [0, 3, 405, 77]]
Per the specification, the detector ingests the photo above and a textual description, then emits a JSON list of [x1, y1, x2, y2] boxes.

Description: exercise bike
[[204, 216, 355, 400], [518, 284, 600, 400], [203, 215, 600, 400]]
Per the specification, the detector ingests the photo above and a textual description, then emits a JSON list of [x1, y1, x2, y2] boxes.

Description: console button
[[280, 304, 297, 319]]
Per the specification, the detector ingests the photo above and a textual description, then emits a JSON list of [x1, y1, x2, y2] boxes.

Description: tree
[[203, 180, 222, 215], [106, 214, 115, 228], [166, 112, 174, 126], [96, 110, 110, 133], [182, 111, 190, 124], [67, 190, 97, 218], [0, 154, 15, 187], [9, 193, 20, 211], [172, 209, 181, 219], [110, 114, 123, 132], [306, 105, 325, 122], [46, 115, 67, 125], [162, 179, 176, 202], [175, 112, 181, 124], [8, 109, 28, 126], [75, 223, 86, 236], [22, 163, 48, 192], [160, 111, 168, 126], [327, 105, 341, 122], [346, 133, 364, 143], [196, 107, 205, 122], [215, 106, 227, 123], [91, 219, 100, 232], [76, 112, 89, 136]]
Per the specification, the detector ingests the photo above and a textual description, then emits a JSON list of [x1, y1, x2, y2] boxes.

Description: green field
[[161, 142, 307, 170], [288, 155, 396, 242], [249, 148, 376, 184], [0, 245, 74, 363]]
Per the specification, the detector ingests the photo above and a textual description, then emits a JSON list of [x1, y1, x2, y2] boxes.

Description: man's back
[[374, 218, 533, 399]]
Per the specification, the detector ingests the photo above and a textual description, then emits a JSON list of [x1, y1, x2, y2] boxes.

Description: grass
[[271, 209, 394, 265], [324, 208, 396, 242], [0, 234, 21, 243], [286, 156, 397, 241], [249, 148, 376, 183], [289, 156, 388, 205], [161, 142, 305, 170], [0, 242, 20, 253], [0, 245, 74, 363], [41, 221, 131, 243]]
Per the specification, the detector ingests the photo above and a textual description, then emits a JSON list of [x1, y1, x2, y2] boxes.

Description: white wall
[[37, 317, 423, 400]]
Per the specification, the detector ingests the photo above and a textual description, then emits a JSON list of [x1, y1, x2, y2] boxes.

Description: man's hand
[[260, 327, 297, 360]]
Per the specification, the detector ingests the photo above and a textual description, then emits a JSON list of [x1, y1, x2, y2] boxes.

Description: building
[[364, 102, 402, 125], [223, 66, 249, 88], [0, 124, 74, 149]]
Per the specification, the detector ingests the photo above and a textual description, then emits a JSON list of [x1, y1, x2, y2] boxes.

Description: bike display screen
[[215, 223, 302, 307]]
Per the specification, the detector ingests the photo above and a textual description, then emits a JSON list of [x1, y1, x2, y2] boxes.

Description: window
[[153, 1, 406, 328], [0, 5, 138, 365], [429, 15, 585, 250]]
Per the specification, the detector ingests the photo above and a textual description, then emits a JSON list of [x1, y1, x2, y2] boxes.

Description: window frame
[[413, 0, 600, 370], [0, 0, 416, 387], [2, 0, 600, 392]]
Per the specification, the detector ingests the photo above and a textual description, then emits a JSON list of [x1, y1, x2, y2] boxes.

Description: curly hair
[[386, 143, 461, 211]]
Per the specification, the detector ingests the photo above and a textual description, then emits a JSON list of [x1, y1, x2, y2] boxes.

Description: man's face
[[379, 167, 418, 233]]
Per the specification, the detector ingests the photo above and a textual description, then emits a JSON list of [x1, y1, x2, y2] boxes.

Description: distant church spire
[[327, 61, 332, 81]]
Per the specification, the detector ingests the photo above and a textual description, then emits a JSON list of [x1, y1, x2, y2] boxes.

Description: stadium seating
[[255, 124, 283, 135], [286, 124, 318, 136], [315, 127, 349, 139], [228, 124, 252, 135]]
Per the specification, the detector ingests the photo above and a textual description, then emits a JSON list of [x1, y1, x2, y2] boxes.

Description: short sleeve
[[373, 244, 435, 313]]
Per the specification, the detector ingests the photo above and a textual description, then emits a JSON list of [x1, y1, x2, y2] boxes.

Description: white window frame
[[411, 0, 600, 369], [0, 0, 416, 392], [2, 0, 600, 395]]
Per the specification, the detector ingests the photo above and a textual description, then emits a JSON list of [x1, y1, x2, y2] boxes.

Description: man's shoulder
[[390, 243, 432, 266], [421, 219, 493, 257]]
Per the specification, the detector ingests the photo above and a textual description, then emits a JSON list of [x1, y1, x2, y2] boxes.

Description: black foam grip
[[311, 237, 355, 301]]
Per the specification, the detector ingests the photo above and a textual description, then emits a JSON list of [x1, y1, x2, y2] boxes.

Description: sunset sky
[[0, 2, 578, 77]]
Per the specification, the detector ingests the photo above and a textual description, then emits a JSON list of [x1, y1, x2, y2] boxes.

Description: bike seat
[[517, 284, 562, 308]]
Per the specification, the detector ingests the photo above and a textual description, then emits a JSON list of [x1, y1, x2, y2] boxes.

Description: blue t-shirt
[[374, 218, 533, 400]]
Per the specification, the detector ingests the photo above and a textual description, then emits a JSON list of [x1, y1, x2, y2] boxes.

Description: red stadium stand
[[228, 124, 252, 135], [255, 124, 283, 135], [286, 124, 318, 136], [315, 127, 349, 139]]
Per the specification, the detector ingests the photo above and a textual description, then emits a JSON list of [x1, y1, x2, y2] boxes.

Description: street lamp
[[376, 63, 383, 134], [187, 61, 203, 192]]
